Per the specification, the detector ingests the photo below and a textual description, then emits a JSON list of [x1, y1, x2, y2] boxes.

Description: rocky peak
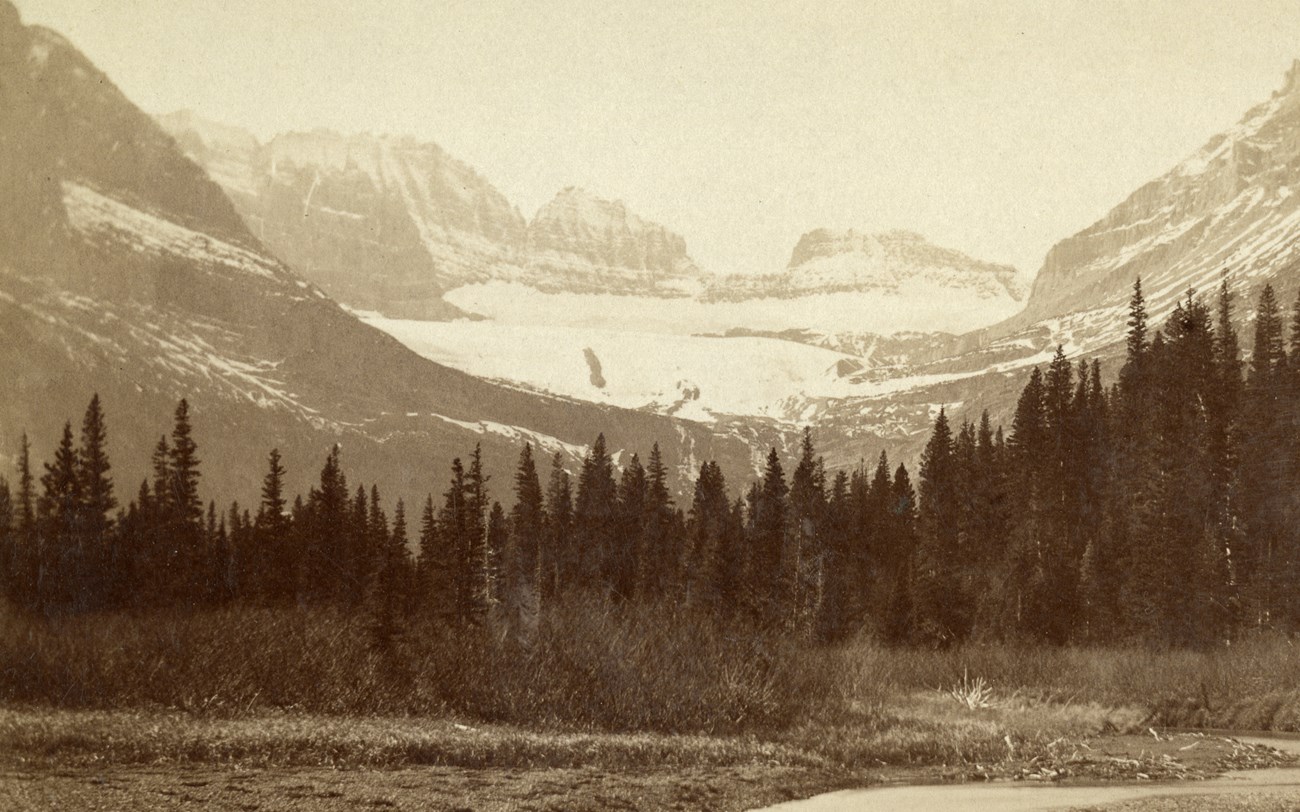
[[525, 187, 701, 294], [788, 228, 932, 269]]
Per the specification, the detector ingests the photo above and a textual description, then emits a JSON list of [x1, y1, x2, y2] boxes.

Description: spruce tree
[[542, 452, 573, 603], [882, 463, 917, 644], [788, 428, 827, 635], [438, 457, 471, 621], [749, 447, 789, 626], [255, 449, 291, 602], [38, 423, 79, 613], [504, 444, 544, 618], [613, 453, 646, 601], [485, 501, 508, 610], [913, 408, 967, 645], [76, 394, 114, 608], [13, 435, 36, 611], [637, 443, 676, 601], [573, 434, 617, 597], [465, 444, 490, 618]]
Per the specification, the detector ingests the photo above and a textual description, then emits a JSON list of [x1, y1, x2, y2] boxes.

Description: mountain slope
[[156, 116, 705, 312], [0, 3, 772, 508], [796, 58, 1300, 468], [1020, 59, 1300, 333]]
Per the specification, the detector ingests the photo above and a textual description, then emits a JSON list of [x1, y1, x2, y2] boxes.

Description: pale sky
[[15, 0, 1300, 278]]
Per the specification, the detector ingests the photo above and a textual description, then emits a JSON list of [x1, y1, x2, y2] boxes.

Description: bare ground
[[0, 764, 850, 812]]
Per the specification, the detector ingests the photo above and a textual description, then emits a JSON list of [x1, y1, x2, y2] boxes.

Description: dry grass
[[4, 602, 1300, 774], [0, 601, 829, 733]]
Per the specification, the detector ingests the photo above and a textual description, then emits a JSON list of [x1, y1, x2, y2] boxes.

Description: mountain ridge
[[0, 2, 775, 510]]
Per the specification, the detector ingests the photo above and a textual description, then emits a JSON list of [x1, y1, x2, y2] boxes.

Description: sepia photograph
[[6, 0, 1300, 808]]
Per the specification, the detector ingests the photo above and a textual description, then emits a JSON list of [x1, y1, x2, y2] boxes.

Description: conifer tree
[[637, 443, 676, 601], [368, 498, 409, 652], [255, 448, 290, 602], [913, 408, 967, 645], [788, 428, 827, 635], [504, 444, 544, 617], [76, 394, 114, 608], [748, 448, 789, 626], [415, 493, 443, 613], [685, 460, 731, 612], [465, 444, 490, 617], [882, 463, 917, 644], [39, 423, 79, 612], [573, 434, 617, 596], [485, 501, 507, 609], [1240, 284, 1291, 627], [167, 400, 204, 606], [13, 435, 36, 611], [542, 452, 573, 603], [438, 457, 472, 621], [612, 453, 646, 600]]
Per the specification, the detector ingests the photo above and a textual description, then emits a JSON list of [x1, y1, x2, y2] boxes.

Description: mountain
[[156, 114, 528, 319], [0, 3, 773, 510], [703, 228, 1027, 334], [156, 116, 704, 312], [525, 187, 701, 296], [792, 57, 1300, 469], [1020, 59, 1300, 333]]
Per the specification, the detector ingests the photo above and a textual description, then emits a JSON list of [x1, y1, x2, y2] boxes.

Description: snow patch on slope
[[61, 181, 282, 281]]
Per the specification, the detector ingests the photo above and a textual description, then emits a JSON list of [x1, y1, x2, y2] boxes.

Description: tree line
[[0, 278, 1296, 648]]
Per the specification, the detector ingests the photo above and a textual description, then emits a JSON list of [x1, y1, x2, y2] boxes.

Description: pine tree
[[304, 445, 348, 604], [1124, 278, 1149, 378], [12, 434, 37, 611], [415, 493, 444, 614], [788, 428, 827, 635], [438, 457, 472, 621], [255, 449, 291, 602], [882, 463, 917, 644], [749, 447, 789, 626], [542, 452, 573, 603], [1240, 284, 1291, 627], [573, 434, 617, 596], [685, 460, 731, 612], [465, 444, 490, 618], [913, 408, 967, 646], [38, 422, 79, 613], [612, 453, 646, 601], [637, 443, 676, 601], [503, 444, 544, 623], [368, 498, 409, 652], [76, 394, 115, 609], [485, 501, 507, 610], [817, 469, 856, 642], [167, 400, 204, 607]]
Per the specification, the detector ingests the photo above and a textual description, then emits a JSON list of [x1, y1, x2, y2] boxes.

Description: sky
[[15, 0, 1300, 279]]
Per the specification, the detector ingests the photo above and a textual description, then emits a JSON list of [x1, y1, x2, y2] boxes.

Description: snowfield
[[361, 314, 870, 423]]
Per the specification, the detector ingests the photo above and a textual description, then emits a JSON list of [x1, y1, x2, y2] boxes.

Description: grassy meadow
[[3, 601, 1300, 776]]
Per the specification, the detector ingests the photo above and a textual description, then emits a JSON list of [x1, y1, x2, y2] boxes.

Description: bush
[[0, 600, 834, 734]]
